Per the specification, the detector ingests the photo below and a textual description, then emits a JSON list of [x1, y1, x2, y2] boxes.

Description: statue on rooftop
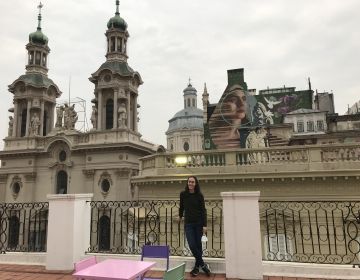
[[8, 116, 14, 137]]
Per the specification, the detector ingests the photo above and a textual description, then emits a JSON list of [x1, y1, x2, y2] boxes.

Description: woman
[[179, 176, 211, 277]]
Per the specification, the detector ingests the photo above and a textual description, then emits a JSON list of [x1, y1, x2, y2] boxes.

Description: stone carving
[[55, 106, 64, 128], [246, 127, 268, 163], [246, 127, 267, 149], [90, 105, 97, 129], [118, 103, 127, 128], [30, 113, 40, 136], [8, 116, 14, 136], [64, 103, 78, 130]]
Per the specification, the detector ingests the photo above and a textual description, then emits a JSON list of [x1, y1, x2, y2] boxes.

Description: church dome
[[107, 1, 127, 31], [183, 83, 197, 96], [107, 14, 127, 31], [29, 29, 48, 45], [167, 107, 203, 133]]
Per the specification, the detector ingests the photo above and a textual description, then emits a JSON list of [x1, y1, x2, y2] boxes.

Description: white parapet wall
[[46, 193, 93, 270], [221, 191, 263, 280]]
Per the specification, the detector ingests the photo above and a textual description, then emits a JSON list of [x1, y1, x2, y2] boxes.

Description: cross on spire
[[188, 77, 192, 86], [115, 0, 120, 15], [37, 2, 43, 30]]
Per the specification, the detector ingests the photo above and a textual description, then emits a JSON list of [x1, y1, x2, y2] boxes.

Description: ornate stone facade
[[0, 3, 156, 203]]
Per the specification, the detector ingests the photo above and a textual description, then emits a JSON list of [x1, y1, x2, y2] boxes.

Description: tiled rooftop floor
[[0, 264, 344, 280]]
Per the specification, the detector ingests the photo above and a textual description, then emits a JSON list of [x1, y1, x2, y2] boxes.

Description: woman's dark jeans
[[185, 223, 204, 267]]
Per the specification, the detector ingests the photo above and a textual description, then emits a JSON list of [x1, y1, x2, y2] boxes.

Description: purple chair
[[141, 245, 170, 271]]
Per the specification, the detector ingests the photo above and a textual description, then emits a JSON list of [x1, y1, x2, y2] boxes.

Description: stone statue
[[246, 127, 268, 164], [55, 106, 64, 128], [246, 130, 257, 150], [118, 103, 127, 128], [63, 103, 78, 130], [69, 104, 78, 130], [30, 113, 40, 136], [90, 105, 98, 129], [8, 116, 14, 136], [255, 127, 267, 148]]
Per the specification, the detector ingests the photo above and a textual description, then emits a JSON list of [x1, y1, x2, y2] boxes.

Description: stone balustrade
[[139, 143, 360, 177]]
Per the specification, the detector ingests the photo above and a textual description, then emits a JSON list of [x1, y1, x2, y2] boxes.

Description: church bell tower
[[89, 0, 143, 133], [7, 3, 61, 139]]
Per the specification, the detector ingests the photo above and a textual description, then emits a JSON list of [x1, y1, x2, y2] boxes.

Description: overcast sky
[[1, 0, 360, 150]]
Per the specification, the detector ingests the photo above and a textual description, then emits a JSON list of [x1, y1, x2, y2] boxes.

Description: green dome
[[107, 14, 127, 31], [29, 28, 48, 45]]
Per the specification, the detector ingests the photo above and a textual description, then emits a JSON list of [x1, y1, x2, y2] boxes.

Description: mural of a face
[[222, 87, 248, 124], [208, 85, 252, 149]]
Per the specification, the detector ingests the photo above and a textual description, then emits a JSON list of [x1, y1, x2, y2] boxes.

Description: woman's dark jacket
[[179, 191, 207, 227]]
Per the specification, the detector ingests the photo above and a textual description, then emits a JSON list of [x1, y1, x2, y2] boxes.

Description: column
[[26, 100, 31, 136], [127, 92, 131, 129], [221, 191, 263, 280], [50, 103, 55, 132], [113, 89, 118, 129], [46, 193, 93, 270], [97, 90, 102, 130], [40, 101, 45, 136], [12, 101, 18, 137], [133, 94, 138, 132]]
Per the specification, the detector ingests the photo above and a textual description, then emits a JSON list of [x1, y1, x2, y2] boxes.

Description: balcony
[[138, 144, 360, 179]]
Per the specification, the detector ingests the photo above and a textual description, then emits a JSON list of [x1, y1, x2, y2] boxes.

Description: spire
[[202, 83, 209, 124], [115, 0, 120, 15], [188, 77, 192, 87], [37, 2, 43, 31], [203, 83, 208, 96]]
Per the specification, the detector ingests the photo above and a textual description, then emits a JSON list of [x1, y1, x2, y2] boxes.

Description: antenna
[[68, 75, 71, 105]]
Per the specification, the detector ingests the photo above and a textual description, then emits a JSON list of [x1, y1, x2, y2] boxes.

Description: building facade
[[0, 2, 156, 203], [166, 82, 204, 152]]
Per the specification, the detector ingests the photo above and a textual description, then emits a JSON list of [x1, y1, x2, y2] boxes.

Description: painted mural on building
[[204, 69, 313, 149]]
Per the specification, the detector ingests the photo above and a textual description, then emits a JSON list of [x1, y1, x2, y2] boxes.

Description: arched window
[[117, 37, 122, 52], [99, 215, 110, 251], [42, 53, 47, 67], [111, 37, 116, 52], [21, 109, 27, 137], [187, 99, 190, 108], [35, 51, 41, 65], [8, 215, 20, 249], [29, 51, 34, 64], [56, 170, 68, 194], [105, 99, 114, 129], [183, 141, 190, 151]]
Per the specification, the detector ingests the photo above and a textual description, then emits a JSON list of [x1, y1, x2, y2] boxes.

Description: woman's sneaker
[[190, 266, 199, 277], [201, 263, 211, 276]]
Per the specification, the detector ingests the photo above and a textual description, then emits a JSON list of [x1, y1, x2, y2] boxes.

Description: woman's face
[[187, 177, 196, 192], [224, 89, 247, 120]]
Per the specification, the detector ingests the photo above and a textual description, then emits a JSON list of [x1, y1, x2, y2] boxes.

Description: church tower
[[7, 3, 61, 139], [89, 0, 142, 132], [166, 81, 204, 152]]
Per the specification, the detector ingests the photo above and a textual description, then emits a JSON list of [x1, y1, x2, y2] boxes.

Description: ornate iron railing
[[0, 202, 48, 253], [88, 200, 224, 258], [260, 201, 360, 266]]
